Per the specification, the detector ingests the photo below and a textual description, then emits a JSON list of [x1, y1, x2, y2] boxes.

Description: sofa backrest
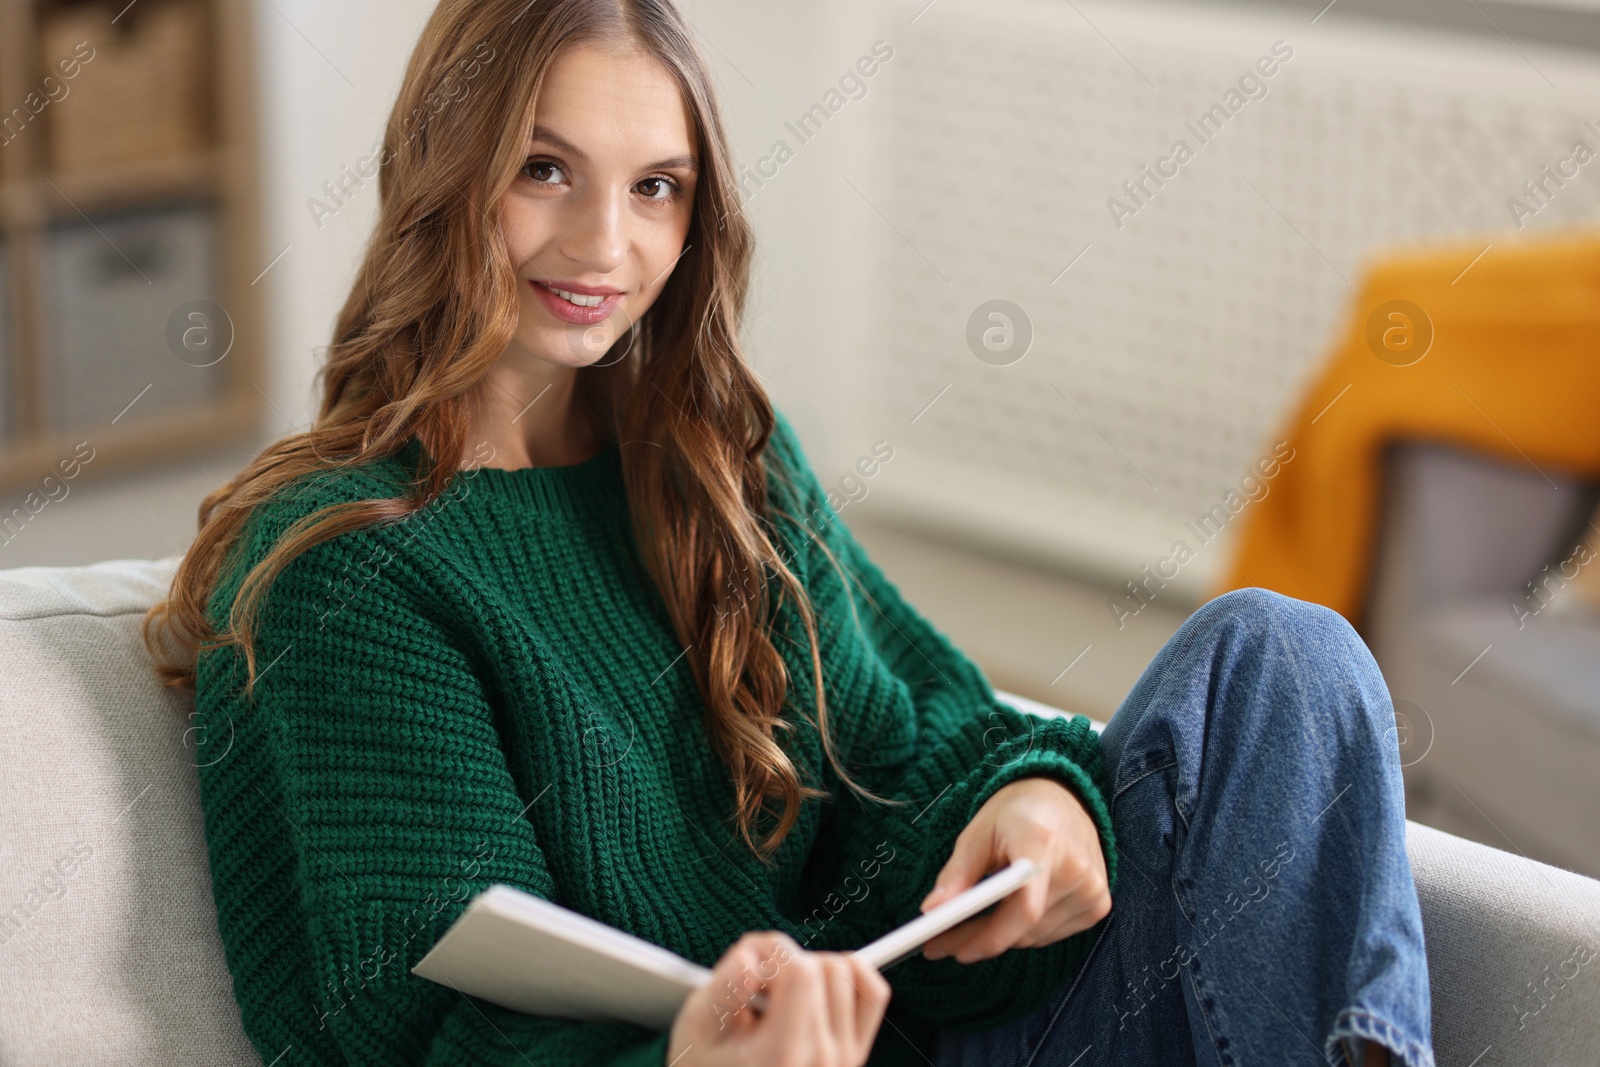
[[0, 557, 259, 1066]]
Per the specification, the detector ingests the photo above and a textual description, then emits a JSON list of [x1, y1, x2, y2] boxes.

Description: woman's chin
[[500, 328, 603, 369]]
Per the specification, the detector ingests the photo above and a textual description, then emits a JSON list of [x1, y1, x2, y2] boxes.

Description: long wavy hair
[[143, 0, 897, 863]]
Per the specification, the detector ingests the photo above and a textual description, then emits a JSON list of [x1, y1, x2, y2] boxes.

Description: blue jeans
[[936, 588, 1435, 1067]]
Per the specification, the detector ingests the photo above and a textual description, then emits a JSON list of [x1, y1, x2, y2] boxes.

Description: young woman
[[145, 1, 1431, 1064]]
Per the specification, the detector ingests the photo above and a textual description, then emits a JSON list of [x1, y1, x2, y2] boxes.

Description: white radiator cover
[[832, 0, 1600, 602]]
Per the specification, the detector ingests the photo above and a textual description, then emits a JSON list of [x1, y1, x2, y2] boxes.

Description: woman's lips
[[530, 280, 622, 325]]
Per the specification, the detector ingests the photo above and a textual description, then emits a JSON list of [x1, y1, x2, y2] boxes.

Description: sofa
[[1366, 440, 1600, 880], [1, 557, 1597, 1065]]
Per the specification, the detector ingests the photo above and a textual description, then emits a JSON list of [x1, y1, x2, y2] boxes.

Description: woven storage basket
[[41, 0, 212, 175]]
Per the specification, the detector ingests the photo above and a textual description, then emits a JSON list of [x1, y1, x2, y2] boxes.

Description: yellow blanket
[[1215, 231, 1600, 626]]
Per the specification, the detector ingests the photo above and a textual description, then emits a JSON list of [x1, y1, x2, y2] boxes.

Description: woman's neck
[[463, 365, 602, 470]]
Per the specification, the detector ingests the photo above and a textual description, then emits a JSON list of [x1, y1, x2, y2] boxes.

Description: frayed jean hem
[[1328, 1007, 1437, 1067]]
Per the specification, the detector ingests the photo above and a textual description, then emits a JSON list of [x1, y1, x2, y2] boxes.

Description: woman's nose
[[558, 184, 628, 274]]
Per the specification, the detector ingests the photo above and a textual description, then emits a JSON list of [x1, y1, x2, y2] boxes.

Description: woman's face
[[499, 42, 699, 368]]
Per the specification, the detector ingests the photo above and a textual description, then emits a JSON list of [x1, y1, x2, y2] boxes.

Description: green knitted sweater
[[193, 408, 1116, 1066]]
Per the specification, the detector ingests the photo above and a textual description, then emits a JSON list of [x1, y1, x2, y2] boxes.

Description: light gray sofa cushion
[[0, 556, 258, 1066], [1423, 602, 1600, 744]]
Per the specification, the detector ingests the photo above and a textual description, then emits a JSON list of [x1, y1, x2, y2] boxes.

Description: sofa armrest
[[1407, 820, 1600, 1065]]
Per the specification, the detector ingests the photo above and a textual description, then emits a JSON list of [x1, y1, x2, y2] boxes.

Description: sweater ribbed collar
[[396, 435, 627, 519]]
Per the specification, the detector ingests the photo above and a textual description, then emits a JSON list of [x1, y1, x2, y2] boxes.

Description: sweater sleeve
[[762, 410, 1117, 1034], [197, 526, 670, 1066]]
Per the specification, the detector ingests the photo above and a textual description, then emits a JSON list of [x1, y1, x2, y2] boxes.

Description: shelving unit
[[0, 0, 263, 489]]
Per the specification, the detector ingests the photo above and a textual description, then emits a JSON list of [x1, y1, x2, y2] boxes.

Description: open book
[[412, 858, 1038, 1031]]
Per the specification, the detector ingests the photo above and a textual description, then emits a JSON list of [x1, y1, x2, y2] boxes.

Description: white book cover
[[411, 858, 1038, 1031]]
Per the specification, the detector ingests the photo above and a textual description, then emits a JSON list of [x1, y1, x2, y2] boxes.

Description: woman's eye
[[523, 159, 564, 185], [638, 176, 680, 202], [520, 160, 679, 201]]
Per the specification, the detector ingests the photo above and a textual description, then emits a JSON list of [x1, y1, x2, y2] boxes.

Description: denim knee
[[1189, 588, 1373, 676], [1108, 587, 1393, 798], [1187, 586, 1393, 747], [1189, 586, 1348, 642]]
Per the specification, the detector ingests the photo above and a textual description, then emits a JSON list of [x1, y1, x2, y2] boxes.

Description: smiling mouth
[[535, 282, 611, 307], [529, 279, 623, 325]]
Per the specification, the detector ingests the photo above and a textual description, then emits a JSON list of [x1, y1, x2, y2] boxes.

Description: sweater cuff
[[949, 713, 1117, 896]]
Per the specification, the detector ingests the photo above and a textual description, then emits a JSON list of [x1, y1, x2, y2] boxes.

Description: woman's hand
[[666, 931, 892, 1067], [917, 776, 1111, 963]]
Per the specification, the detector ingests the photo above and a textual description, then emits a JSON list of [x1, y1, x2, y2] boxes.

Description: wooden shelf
[[0, 392, 259, 488], [47, 151, 221, 219], [0, 0, 265, 491], [0, 151, 223, 227]]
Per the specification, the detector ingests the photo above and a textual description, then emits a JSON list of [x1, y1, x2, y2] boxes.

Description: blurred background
[[0, 0, 1596, 875]]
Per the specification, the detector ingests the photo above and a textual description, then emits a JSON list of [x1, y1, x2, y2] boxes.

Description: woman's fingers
[[920, 911, 988, 959], [765, 936, 836, 1062], [820, 955, 858, 1060], [847, 953, 892, 1054], [919, 821, 995, 912], [1014, 890, 1108, 949], [718, 933, 781, 1031], [699, 938, 747, 1033], [920, 778, 1115, 964], [923, 845, 1111, 960], [670, 932, 774, 1059], [809, 952, 892, 1065], [936, 871, 1053, 961], [676, 932, 902, 1067], [684, 934, 896, 1067]]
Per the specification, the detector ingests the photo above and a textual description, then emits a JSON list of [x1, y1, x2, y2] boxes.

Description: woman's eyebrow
[[530, 124, 698, 171]]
